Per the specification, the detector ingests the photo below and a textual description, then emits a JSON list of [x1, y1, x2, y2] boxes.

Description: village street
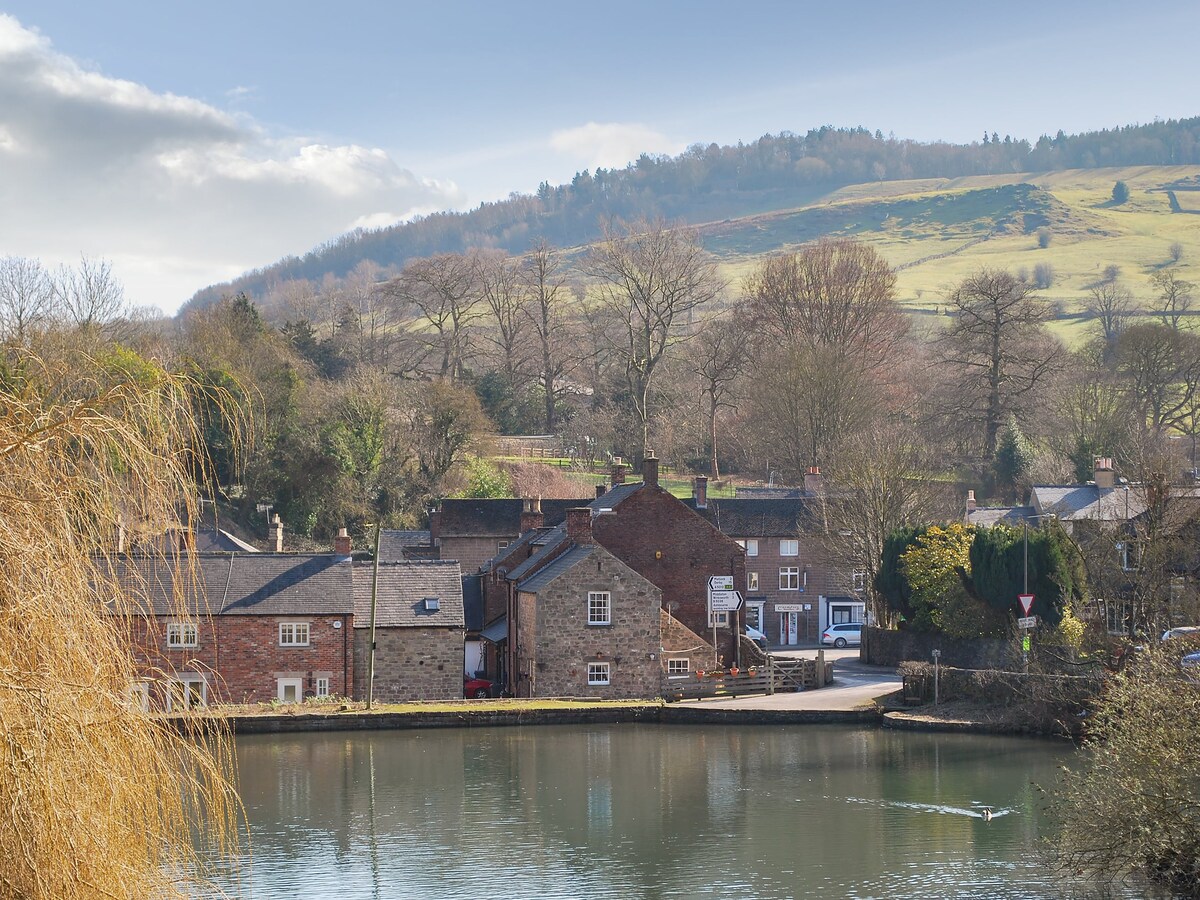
[[700, 647, 901, 711]]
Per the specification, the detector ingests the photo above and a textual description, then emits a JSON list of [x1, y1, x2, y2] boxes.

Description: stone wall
[[862, 625, 1017, 670], [353, 626, 465, 702], [660, 610, 718, 679], [439, 535, 511, 574], [521, 547, 662, 699]]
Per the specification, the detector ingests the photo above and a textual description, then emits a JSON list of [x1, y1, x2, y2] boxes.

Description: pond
[[215, 724, 1139, 899]]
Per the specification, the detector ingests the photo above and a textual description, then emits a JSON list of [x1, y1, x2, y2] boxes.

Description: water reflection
[[219, 725, 1137, 899]]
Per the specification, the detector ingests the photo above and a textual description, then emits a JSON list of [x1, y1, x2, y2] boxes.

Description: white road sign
[[1018, 594, 1035, 616], [709, 590, 743, 612], [1017, 615, 1037, 629], [708, 575, 734, 592]]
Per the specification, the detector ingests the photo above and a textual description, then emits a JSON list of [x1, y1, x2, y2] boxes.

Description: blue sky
[[2, 1, 1197, 312]]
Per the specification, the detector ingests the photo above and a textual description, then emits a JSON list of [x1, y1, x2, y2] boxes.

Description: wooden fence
[[663, 655, 833, 702]]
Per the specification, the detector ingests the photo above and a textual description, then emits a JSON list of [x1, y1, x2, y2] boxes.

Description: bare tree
[[691, 312, 748, 480], [386, 253, 480, 382], [520, 241, 577, 433], [1086, 280, 1136, 343], [53, 255, 127, 330], [936, 269, 1063, 457], [1115, 322, 1200, 436], [584, 219, 723, 463], [1151, 269, 1194, 331], [0, 255, 55, 344], [475, 250, 531, 398]]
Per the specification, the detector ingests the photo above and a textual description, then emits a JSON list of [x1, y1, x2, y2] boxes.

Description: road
[[699, 646, 901, 711]]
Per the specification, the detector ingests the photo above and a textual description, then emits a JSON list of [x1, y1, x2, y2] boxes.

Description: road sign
[[708, 575, 734, 592], [1022, 635, 1032, 653], [709, 590, 743, 612], [1017, 615, 1037, 629], [775, 603, 804, 613], [1018, 594, 1035, 616]]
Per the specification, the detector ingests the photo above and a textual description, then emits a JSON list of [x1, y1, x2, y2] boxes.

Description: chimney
[[519, 497, 544, 534], [693, 475, 709, 509], [595, 483, 607, 499], [643, 455, 659, 488], [429, 508, 441, 543], [566, 507, 593, 545], [334, 527, 352, 556], [115, 514, 126, 554], [610, 463, 627, 486], [1094, 457, 1115, 490], [966, 490, 977, 515], [804, 466, 824, 495], [270, 513, 284, 552]]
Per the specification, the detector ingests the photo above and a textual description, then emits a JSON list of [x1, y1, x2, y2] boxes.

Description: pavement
[[694, 645, 901, 711]]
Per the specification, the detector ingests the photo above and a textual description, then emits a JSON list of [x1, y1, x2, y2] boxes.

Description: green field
[[696, 165, 1200, 344]]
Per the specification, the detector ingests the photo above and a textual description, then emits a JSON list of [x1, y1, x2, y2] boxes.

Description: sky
[[2, 1, 1198, 314]]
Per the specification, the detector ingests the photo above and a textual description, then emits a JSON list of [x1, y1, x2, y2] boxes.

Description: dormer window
[[423, 597, 441, 612]]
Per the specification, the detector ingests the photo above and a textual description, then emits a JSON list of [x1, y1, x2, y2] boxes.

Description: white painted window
[[780, 539, 799, 557], [315, 677, 330, 698], [127, 681, 150, 711], [587, 662, 610, 685], [166, 621, 197, 648], [745, 539, 759, 557], [276, 676, 303, 703], [497, 540, 510, 552], [748, 571, 759, 592], [588, 591, 611, 625], [279, 622, 310, 646], [708, 608, 730, 627], [166, 675, 207, 711], [667, 658, 690, 676], [780, 567, 800, 590], [853, 572, 865, 592]]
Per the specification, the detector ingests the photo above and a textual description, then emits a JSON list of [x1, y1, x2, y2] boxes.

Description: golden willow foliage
[[0, 350, 239, 899]]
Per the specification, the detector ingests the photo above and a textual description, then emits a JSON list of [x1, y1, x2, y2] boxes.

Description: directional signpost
[[707, 575, 743, 666], [1018, 594, 1035, 672]]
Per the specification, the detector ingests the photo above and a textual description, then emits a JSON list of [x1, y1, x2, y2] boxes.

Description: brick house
[[685, 473, 865, 645], [117, 550, 356, 708], [429, 496, 593, 573], [484, 457, 747, 695], [513, 515, 662, 699], [352, 560, 465, 702]]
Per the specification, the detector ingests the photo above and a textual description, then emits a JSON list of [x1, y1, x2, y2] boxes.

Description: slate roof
[[968, 505, 1036, 528], [505, 526, 568, 582], [734, 487, 808, 499], [516, 544, 596, 594], [436, 497, 593, 536], [190, 527, 260, 552], [111, 553, 355, 616], [352, 560, 464, 628], [462, 574, 484, 632], [683, 497, 821, 536], [588, 483, 642, 510], [377, 529, 432, 560], [480, 527, 545, 573], [1031, 484, 1146, 522]]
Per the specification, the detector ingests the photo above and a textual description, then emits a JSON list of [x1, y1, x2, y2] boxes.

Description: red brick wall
[[592, 487, 746, 665]]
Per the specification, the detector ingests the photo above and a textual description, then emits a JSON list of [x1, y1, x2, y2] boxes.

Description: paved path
[[691, 651, 901, 712]]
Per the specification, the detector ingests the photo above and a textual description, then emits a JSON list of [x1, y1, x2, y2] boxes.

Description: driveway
[[700, 649, 900, 711]]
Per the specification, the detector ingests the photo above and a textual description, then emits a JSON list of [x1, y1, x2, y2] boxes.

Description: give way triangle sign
[[1018, 594, 1035, 616]]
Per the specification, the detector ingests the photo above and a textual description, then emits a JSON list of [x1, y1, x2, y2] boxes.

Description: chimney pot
[[595, 484, 607, 498], [566, 507, 594, 545], [270, 513, 284, 552], [610, 463, 627, 486], [519, 497, 545, 534], [334, 526, 352, 556], [804, 466, 824, 495], [1094, 457, 1115, 490]]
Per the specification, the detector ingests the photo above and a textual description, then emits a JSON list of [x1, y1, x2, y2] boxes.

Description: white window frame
[[748, 571, 759, 592], [587, 662, 610, 685], [279, 621, 310, 647], [666, 658, 690, 677], [497, 540, 510, 552], [708, 608, 730, 627], [166, 621, 198, 648], [276, 676, 304, 703], [315, 677, 330, 698], [166, 674, 207, 711], [853, 572, 865, 592], [588, 591, 611, 626], [745, 539, 759, 557], [780, 539, 799, 557], [780, 567, 800, 591]]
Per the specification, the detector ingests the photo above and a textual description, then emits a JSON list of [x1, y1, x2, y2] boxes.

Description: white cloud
[[0, 15, 465, 313], [550, 121, 683, 171]]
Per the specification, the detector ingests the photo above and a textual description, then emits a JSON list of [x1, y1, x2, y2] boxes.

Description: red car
[[464, 675, 495, 699]]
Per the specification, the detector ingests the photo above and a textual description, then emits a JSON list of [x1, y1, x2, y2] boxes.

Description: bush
[[1112, 180, 1130, 204], [1036, 227, 1052, 249]]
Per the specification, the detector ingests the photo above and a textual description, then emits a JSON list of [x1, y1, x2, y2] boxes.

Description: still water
[[218, 724, 1133, 899]]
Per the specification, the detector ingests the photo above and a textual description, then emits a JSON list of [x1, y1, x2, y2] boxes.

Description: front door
[[780, 612, 799, 646], [277, 677, 304, 703]]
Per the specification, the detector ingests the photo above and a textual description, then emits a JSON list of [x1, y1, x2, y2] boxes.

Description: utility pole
[[367, 523, 381, 710]]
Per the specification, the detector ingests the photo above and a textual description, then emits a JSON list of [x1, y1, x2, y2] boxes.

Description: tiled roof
[[968, 506, 1036, 527], [588, 483, 642, 510], [684, 497, 820, 536], [190, 527, 260, 552], [377, 530, 432, 560], [516, 544, 596, 594], [436, 497, 593, 536], [480, 527, 545, 572], [352, 560, 464, 628], [734, 487, 807, 499], [505, 526, 568, 582], [1031, 485, 1146, 522], [110, 553, 355, 616]]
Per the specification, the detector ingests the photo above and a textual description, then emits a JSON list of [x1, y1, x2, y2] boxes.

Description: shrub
[[1112, 180, 1130, 204], [1036, 227, 1052, 249]]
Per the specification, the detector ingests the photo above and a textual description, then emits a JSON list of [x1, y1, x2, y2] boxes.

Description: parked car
[[464, 675, 495, 699], [820, 622, 863, 648], [746, 624, 768, 649], [1161, 626, 1200, 642]]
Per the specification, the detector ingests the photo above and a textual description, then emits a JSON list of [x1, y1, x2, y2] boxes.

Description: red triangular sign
[[1019, 594, 1035, 616]]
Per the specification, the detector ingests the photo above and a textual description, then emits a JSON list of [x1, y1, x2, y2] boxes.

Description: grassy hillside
[[697, 165, 1200, 344]]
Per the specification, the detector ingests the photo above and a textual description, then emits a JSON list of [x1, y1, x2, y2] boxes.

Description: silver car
[[820, 622, 862, 648]]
